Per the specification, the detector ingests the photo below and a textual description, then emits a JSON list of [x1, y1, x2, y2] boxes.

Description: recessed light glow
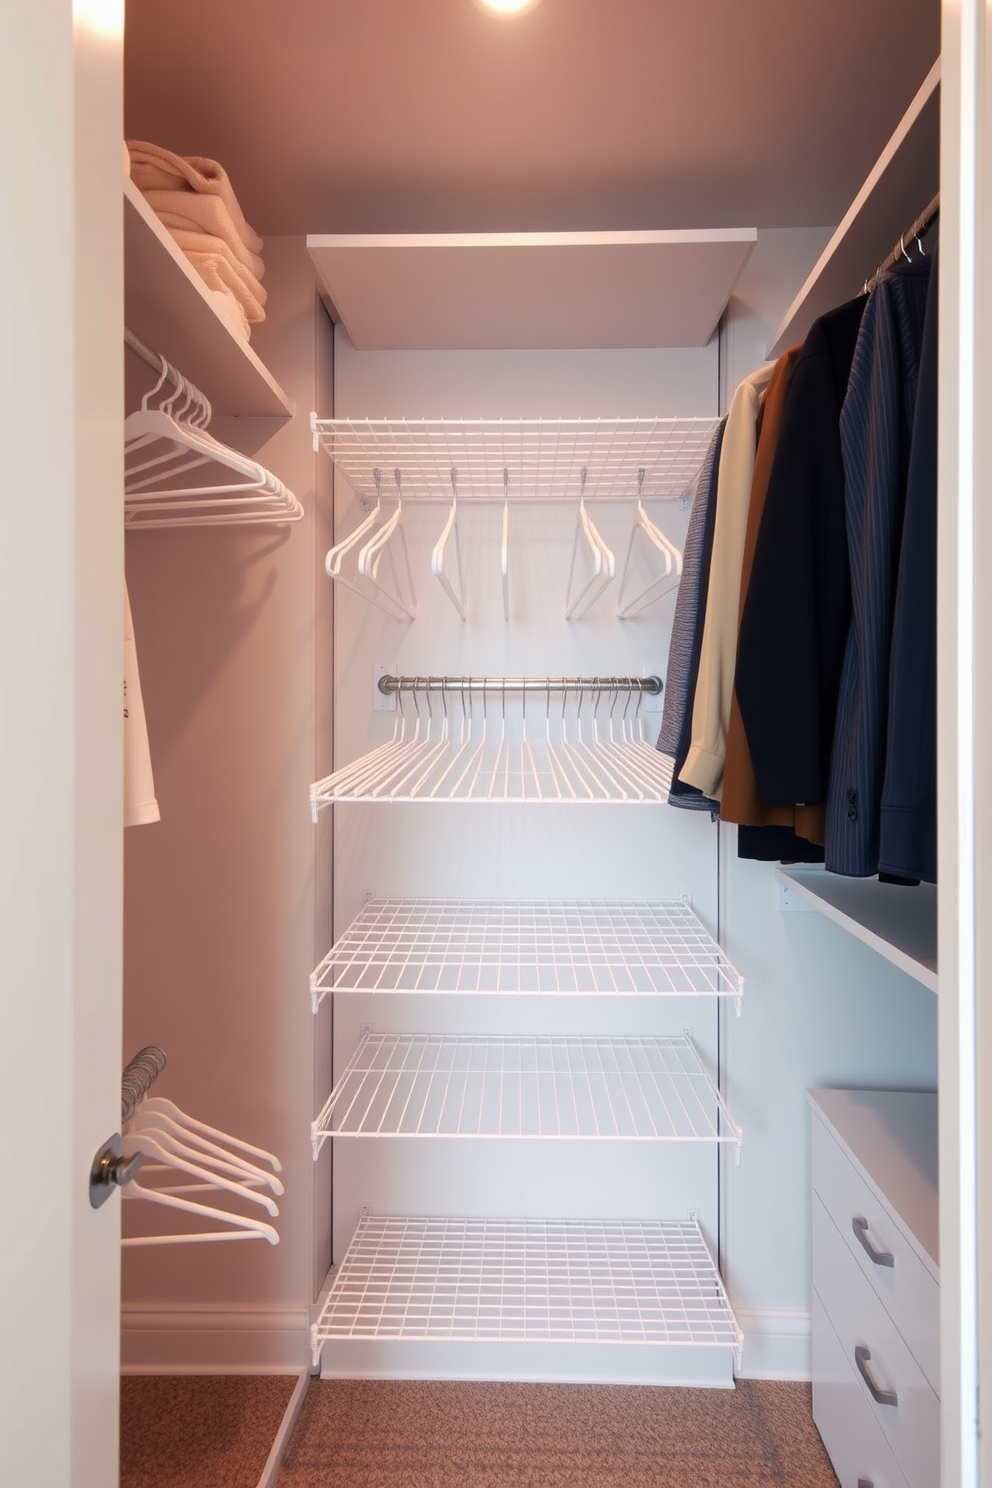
[[474, 0, 542, 15], [74, 0, 124, 36]]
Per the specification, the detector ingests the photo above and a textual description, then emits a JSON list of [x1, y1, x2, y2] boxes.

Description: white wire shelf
[[310, 719, 674, 811], [311, 1033, 741, 1158], [311, 898, 743, 1012], [311, 416, 719, 504], [311, 1214, 743, 1370]]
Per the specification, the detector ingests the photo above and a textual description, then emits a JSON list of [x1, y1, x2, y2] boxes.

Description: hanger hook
[[901, 233, 911, 263], [916, 233, 927, 257]]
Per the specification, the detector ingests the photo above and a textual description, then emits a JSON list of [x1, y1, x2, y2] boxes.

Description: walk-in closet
[[6, 1, 992, 1485]]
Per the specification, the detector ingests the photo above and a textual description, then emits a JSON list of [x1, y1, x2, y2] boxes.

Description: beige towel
[[207, 286, 251, 341], [184, 248, 267, 324], [167, 226, 267, 313], [126, 138, 262, 255], [143, 190, 265, 279]]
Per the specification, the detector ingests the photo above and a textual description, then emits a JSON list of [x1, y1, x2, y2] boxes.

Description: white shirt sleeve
[[124, 581, 161, 827]]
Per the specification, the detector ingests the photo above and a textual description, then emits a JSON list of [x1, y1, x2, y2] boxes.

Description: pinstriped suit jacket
[[825, 260, 931, 878]]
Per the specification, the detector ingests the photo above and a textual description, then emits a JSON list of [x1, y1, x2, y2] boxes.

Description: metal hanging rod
[[124, 325, 181, 385], [121, 1045, 167, 1125], [377, 673, 663, 697], [865, 193, 939, 295]]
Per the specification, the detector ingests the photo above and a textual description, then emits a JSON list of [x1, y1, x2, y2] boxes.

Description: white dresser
[[808, 1088, 939, 1488]]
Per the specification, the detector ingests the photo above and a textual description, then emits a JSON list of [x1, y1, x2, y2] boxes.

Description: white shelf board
[[775, 867, 937, 993], [308, 228, 756, 351], [312, 1033, 741, 1154], [124, 175, 292, 417], [311, 727, 674, 810], [311, 1215, 742, 1373], [767, 58, 940, 358], [311, 898, 743, 1010], [311, 416, 718, 504]]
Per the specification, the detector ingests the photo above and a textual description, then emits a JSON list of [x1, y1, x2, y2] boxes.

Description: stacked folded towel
[[126, 140, 266, 340]]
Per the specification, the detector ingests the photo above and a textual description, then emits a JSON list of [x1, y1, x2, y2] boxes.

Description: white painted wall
[[329, 228, 939, 1385], [120, 239, 332, 1370]]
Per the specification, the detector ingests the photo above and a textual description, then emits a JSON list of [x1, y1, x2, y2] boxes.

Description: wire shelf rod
[[377, 673, 663, 698]]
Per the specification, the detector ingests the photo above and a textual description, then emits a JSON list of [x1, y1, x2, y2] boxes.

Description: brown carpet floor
[[275, 1379, 839, 1488], [121, 1374, 297, 1488]]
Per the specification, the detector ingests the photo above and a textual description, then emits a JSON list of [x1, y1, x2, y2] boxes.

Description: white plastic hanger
[[357, 469, 418, 620], [431, 468, 467, 619], [617, 469, 683, 618], [122, 1130, 279, 1216], [565, 468, 616, 620], [137, 1096, 282, 1173], [127, 1107, 284, 1196], [124, 354, 303, 526], [122, 1178, 280, 1246]]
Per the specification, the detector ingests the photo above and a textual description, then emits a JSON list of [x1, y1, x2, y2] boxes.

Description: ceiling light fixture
[[474, 0, 542, 16]]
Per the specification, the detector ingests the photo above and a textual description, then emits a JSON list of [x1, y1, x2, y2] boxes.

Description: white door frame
[[0, 5, 124, 1485]]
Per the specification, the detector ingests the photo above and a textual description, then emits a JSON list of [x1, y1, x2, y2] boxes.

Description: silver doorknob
[[89, 1133, 144, 1209]]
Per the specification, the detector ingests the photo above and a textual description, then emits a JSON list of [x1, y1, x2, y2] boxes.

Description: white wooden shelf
[[124, 174, 292, 418], [767, 58, 940, 358], [776, 868, 937, 993], [308, 229, 756, 351], [311, 416, 719, 504], [311, 1033, 742, 1156], [311, 1215, 743, 1371], [310, 898, 743, 1011]]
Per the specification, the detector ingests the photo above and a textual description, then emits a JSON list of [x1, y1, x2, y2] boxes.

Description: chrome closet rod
[[377, 673, 663, 697], [124, 325, 181, 387], [865, 192, 940, 295]]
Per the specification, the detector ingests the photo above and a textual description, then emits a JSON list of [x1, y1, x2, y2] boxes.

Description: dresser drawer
[[813, 1193, 939, 1488], [812, 1288, 912, 1488], [812, 1112, 939, 1395]]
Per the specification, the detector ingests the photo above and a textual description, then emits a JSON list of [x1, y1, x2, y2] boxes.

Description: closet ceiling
[[125, 0, 939, 238]]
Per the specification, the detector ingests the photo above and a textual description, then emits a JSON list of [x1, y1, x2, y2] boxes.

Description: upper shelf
[[307, 228, 756, 351], [767, 58, 940, 358], [312, 416, 719, 503], [124, 175, 293, 418], [775, 867, 937, 993]]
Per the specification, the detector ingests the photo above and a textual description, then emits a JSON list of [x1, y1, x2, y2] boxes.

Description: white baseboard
[[736, 1308, 811, 1380], [121, 1305, 310, 1373]]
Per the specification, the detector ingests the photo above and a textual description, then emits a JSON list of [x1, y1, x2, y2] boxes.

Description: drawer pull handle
[[853, 1216, 894, 1267], [855, 1345, 898, 1408]]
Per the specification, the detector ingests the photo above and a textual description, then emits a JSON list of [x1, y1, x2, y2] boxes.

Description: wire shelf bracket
[[310, 1214, 744, 1373], [310, 898, 744, 1015]]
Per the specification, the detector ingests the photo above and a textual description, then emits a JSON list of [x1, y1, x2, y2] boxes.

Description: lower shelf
[[311, 1214, 743, 1379]]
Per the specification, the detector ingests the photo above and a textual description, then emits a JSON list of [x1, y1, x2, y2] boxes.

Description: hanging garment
[[678, 363, 775, 799], [825, 258, 931, 877], [734, 295, 866, 814], [124, 583, 160, 828], [658, 419, 725, 756], [877, 247, 939, 884], [657, 418, 726, 814], [719, 343, 826, 859]]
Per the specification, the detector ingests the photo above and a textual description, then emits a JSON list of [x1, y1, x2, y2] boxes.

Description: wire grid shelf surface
[[311, 1033, 741, 1155], [310, 720, 675, 810], [311, 417, 719, 504], [311, 1215, 743, 1367], [311, 898, 744, 1009]]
